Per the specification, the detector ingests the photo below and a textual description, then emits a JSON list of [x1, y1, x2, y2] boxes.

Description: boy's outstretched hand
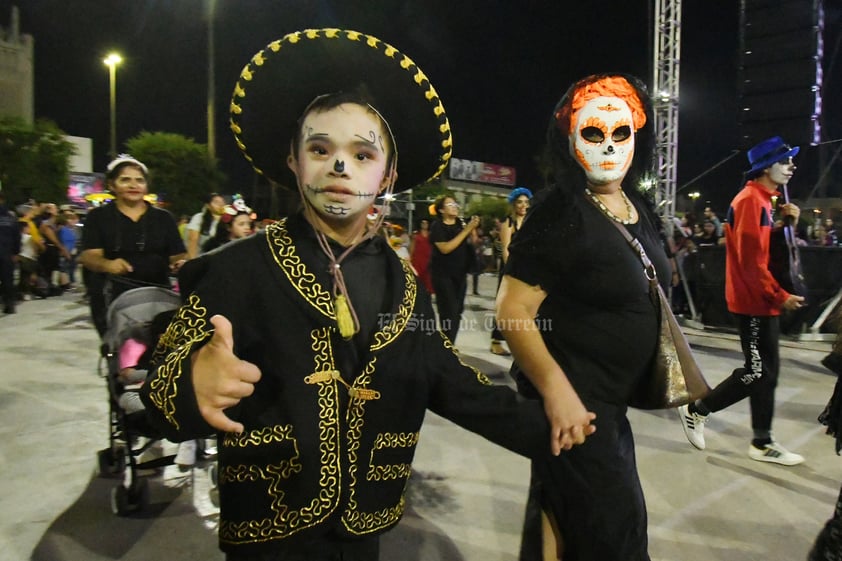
[[191, 314, 261, 434], [541, 379, 597, 455]]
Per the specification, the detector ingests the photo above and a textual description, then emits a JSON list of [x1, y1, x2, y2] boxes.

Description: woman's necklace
[[584, 187, 636, 224]]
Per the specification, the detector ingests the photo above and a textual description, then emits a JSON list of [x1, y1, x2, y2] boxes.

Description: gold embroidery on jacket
[[367, 432, 419, 481], [146, 294, 211, 429], [371, 259, 417, 350], [442, 332, 492, 385], [265, 219, 335, 319], [218, 327, 342, 545], [341, 358, 409, 534], [222, 424, 298, 448]]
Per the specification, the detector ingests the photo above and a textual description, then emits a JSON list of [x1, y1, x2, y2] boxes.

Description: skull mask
[[569, 96, 635, 185]]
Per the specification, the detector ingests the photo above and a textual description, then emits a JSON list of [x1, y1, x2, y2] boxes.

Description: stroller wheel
[[110, 478, 150, 516], [96, 448, 125, 478]]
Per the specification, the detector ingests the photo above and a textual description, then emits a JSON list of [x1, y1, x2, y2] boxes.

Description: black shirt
[[82, 202, 185, 287], [286, 213, 389, 358], [429, 219, 472, 277], [506, 188, 671, 405]]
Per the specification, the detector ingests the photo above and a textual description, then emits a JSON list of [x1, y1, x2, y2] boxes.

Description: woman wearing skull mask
[[497, 74, 670, 560]]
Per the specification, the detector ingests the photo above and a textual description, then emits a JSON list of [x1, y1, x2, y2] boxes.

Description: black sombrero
[[229, 28, 453, 193]]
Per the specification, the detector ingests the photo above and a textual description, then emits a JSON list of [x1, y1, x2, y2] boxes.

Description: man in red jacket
[[679, 136, 806, 465]]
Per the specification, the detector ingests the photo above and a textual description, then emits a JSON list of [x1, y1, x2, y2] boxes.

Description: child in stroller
[[96, 285, 217, 515], [116, 311, 200, 468]]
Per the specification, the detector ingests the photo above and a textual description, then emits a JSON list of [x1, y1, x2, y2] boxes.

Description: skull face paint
[[288, 103, 392, 224], [767, 158, 796, 186], [570, 96, 635, 185]]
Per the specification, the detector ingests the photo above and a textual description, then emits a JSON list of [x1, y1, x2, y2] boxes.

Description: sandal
[[490, 341, 511, 356]]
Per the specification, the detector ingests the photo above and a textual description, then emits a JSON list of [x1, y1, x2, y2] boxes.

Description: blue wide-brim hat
[[746, 136, 800, 176], [229, 28, 453, 193]]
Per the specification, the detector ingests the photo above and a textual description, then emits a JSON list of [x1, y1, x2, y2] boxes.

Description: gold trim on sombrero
[[229, 28, 452, 190]]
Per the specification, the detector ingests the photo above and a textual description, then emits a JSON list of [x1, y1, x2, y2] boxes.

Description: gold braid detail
[[341, 358, 407, 534], [218, 327, 342, 545], [370, 259, 417, 351], [229, 27, 453, 189], [146, 294, 211, 430], [222, 424, 297, 448], [265, 219, 334, 319], [366, 432, 419, 482], [442, 332, 491, 385]]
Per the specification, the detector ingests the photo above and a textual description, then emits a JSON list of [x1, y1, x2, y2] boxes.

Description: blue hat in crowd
[[508, 187, 533, 203], [746, 136, 799, 177]]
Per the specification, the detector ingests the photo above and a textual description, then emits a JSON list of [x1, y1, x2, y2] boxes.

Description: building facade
[[0, 6, 34, 124]]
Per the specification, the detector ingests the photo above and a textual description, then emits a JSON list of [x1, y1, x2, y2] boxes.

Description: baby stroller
[[95, 285, 185, 515]]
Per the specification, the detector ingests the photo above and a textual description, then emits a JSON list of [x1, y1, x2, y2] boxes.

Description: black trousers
[[432, 272, 467, 343], [226, 536, 379, 561], [0, 253, 14, 308], [702, 314, 780, 431], [491, 269, 504, 341]]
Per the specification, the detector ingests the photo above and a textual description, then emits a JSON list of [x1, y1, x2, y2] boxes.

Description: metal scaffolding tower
[[651, 0, 682, 226]]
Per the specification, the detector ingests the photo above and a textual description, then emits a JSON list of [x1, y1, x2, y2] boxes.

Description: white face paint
[[767, 158, 796, 186], [569, 96, 635, 185], [288, 103, 392, 226]]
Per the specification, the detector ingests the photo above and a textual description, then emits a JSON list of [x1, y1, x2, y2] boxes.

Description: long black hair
[[199, 193, 223, 236], [540, 73, 661, 232], [202, 209, 250, 253]]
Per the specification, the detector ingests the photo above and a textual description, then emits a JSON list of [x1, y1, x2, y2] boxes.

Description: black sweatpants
[[432, 272, 467, 344], [702, 314, 780, 432]]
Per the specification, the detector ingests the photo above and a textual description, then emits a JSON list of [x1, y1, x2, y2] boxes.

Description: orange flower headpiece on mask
[[555, 76, 647, 136]]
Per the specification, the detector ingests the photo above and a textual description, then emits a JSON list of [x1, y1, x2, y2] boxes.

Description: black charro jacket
[[141, 214, 548, 557]]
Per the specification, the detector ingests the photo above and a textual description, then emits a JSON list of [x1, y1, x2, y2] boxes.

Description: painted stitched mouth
[[323, 204, 350, 216], [305, 184, 371, 198]]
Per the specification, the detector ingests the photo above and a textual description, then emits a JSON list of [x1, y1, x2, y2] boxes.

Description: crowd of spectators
[[669, 204, 842, 317], [0, 192, 260, 317], [1, 200, 84, 313]]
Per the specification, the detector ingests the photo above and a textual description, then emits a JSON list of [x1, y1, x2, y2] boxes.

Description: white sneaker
[[678, 404, 707, 450], [748, 441, 804, 466], [175, 440, 197, 469]]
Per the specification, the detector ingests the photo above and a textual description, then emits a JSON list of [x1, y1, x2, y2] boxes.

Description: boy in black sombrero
[[141, 29, 587, 560]]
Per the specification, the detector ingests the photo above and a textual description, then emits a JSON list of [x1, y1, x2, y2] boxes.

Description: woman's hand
[[542, 378, 597, 455], [105, 258, 133, 275]]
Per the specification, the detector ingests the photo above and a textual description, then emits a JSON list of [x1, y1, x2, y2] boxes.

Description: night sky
[[1, 0, 839, 213]]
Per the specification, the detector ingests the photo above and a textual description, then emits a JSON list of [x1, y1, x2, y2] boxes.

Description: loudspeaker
[[737, 0, 824, 148]]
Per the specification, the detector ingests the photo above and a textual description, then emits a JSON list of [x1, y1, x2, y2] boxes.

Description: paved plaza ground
[[0, 274, 839, 561]]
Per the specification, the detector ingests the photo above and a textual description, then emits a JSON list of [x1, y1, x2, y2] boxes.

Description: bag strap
[[583, 192, 658, 288]]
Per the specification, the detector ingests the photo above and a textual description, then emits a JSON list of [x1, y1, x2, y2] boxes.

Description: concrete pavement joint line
[[0, 385, 92, 413], [647, 527, 765, 552], [655, 473, 755, 532], [657, 423, 830, 536]]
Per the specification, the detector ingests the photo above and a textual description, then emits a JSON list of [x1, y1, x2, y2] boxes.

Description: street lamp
[[687, 191, 701, 214], [103, 52, 123, 160]]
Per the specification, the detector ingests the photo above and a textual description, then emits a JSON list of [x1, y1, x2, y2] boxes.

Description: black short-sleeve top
[[505, 188, 671, 405], [429, 219, 472, 277], [82, 202, 186, 286]]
